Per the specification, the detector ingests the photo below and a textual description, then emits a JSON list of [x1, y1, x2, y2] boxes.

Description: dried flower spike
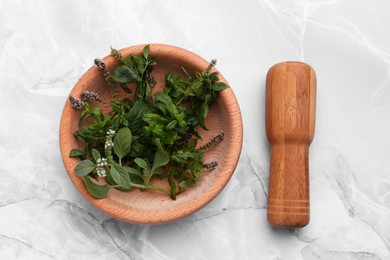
[[174, 129, 195, 150], [110, 48, 126, 63], [94, 58, 118, 97], [198, 131, 225, 152], [205, 59, 217, 74], [145, 69, 154, 85], [94, 59, 106, 70], [81, 91, 102, 102], [69, 96, 85, 110], [203, 161, 218, 170]]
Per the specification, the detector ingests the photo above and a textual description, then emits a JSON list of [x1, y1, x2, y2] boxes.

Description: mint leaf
[[82, 176, 110, 199], [172, 150, 194, 165], [92, 149, 101, 161], [126, 101, 147, 133], [110, 163, 131, 190], [124, 166, 144, 185], [155, 92, 172, 104], [151, 139, 169, 173], [123, 166, 142, 177], [179, 180, 188, 189], [154, 92, 185, 127], [120, 83, 133, 94], [168, 176, 177, 200], [211, 82, 228, 91], [74, 160, 96, 176], [165, 120, 177, 130], [113, 65, 141, 83], [69, 149, 85, 159], [143, 45, 150, 59], [113, 127, 132, 160], [199, 103, 209, 130], [134, 158, 148, 170]]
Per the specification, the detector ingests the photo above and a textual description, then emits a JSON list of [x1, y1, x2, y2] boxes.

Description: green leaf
[[143, 113, 170, 125], [129, 137, 148, 158], [110, 100, 122, 113], [90, 107, 103, 118], [120, 117, 129, 127], [165, 120, 177, 130], [134, 158, 148, 170], [209, 72, 219, 82], [145, 82, 152, 98], [175, 112, 187, 128], [154, 92, 172, 104], [82, 176, 110, 199], [126, 101, 148, 132], [113, 127, 132, 160], [153, 102, 167, 115], [123, 98, 134, 107], [199, 103, 209, 130], [69, 149, 85, 159], [112, 65, 141, 83], [74, 160, 96, 176], [211, 82, 228, 91], [110, 163, 131, 190], [160, 130, 180, 145], [204, 94, 212, 104], [120, 83, 133, 94], [152, 139, 169, 173], [124, 166, 142, 177], [172, 150, 194, 165], [132, 56, 147, 74], [179, 180, 188, 189], [168, 176, 177, 200], [92, 149, 101, 161], [143, 45, 150, 59], [124, 166, 145, 185], [155, 93, 185, 128]]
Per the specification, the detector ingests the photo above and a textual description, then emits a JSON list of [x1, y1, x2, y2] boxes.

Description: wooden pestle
[[266, 62, 316, 228]]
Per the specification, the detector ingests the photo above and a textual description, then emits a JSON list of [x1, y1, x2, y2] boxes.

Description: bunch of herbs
[[69, 45, 228, 200]]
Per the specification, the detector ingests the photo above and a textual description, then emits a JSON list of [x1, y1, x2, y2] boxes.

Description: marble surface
[[1, 0, 390, 259]]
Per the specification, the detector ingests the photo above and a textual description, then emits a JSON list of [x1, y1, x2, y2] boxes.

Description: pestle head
[[266, 61, 316, 145]]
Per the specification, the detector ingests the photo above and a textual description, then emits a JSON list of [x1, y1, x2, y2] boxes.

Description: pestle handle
[[266, 62, 316, 228]]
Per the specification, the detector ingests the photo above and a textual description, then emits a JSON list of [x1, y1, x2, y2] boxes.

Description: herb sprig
[[69, 45, 228, 200]]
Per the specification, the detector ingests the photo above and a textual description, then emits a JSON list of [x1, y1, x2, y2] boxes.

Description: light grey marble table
[[1, 0, 390, 259]]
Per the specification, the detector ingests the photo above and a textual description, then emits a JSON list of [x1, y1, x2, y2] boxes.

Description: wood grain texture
[[266, 62, 316, 228], [59, 44, 243, 224]]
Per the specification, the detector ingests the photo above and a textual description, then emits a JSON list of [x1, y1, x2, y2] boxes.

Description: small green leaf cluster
[[69, 45, 228, 200]]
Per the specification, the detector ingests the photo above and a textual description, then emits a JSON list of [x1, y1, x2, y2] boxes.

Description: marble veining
[[1, 0, 390, 259]]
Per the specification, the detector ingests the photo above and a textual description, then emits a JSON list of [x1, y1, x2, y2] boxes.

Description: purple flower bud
[[145, 69, 154, 85], [81, 91, 102, 102], [203, 161, 218, 170], [69, 96, 85, 110], [94, 59, 106, 70], [198, 131, 225, 152]]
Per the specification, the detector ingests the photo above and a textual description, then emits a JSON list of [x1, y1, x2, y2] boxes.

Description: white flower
[[97, 167, 107, 177], [105, 140, 114, 149], [107, 129, 116, 137], [96, 158, 108, 167], [101, 158, 108, 165]]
